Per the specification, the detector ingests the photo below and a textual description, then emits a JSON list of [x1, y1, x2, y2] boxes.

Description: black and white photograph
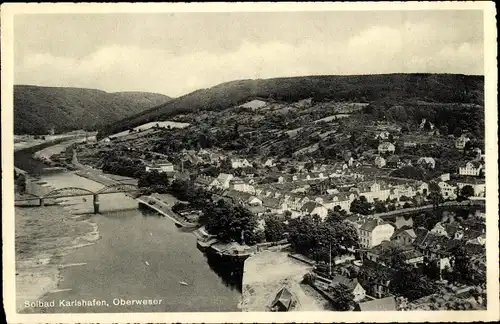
[[2, 2, 498, 323]]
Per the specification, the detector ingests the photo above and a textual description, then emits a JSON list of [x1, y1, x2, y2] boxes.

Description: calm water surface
[[16, 149, 241, 313]]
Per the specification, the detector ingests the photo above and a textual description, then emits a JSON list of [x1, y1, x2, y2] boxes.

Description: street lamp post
[[329, 241, 332, 277]]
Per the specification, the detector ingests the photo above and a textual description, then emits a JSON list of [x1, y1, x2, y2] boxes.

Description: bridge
[[15, 183, 140, 214]]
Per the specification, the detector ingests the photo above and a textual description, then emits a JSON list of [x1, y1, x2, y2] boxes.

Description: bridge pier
[[93, 194, 100, 214]]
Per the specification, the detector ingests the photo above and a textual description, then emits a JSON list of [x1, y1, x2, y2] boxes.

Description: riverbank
[[15, 206, 100, 312], [15, 143, 103, 312]]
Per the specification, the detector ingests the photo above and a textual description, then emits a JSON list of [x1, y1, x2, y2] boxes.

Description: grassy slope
[[98, 73, 484, 138], [14, 85, 172, 134]]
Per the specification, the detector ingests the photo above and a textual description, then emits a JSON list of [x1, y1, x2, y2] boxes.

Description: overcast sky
[[14, 10, 484, 97]]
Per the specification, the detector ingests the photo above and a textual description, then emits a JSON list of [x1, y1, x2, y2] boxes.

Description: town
[[40, 95, 487, 312]]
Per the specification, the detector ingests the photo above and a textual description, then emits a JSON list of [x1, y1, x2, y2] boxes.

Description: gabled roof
[[331, 275, 361, 291], [271, 287, 294, 311], [217, 173, 233, 182], [360, 217, 388, 232], [262, 197, 283, 209], [301, 201, 323, 213], [357, 296, 397, 311]]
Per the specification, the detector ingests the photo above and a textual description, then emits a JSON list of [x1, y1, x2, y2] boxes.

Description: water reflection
[[204, 251, 244, 292]]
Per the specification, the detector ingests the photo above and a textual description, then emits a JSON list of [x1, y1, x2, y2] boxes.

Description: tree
[[374, 200, 388, 213], [428, 182, 444, 208], [205, 200, 260, 245], [264, 216, 286, 242], [350, 196, 373, 215], [389, 259, 436, 301], [328, 283, 354, 311], [460, 185, 474, 199]]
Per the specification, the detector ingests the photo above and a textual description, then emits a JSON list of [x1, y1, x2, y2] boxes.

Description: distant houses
[[378, 142, 395, 154], [145, 161, 175, 173], [459, 161, 484, 177], [455, 135, 471, 149]]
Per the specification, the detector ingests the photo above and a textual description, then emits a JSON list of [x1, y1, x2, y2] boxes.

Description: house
[[231, 158, 252, 169], [230, 179, 255, 193], [455, 135, 471, 149], [413, 229, 454, 271], [300, 201, 328, 220], [322, 193, 356, 213], [356, 216, 395, 249], [456, 179, 486, 197], [262, 197, 287, 214], [459, 161, 483, 176], [263, 158, 276, 167], [375, 131, 390, 140], [378, 142, 395, 154], [392, 228, 417, 245], [417, 157, 436, 169], [374, 156, 386, 168], [355, 297, 397, 311], [439, 173, 451, 182], [270, 287, 295, 312], [211, 173, 234, 189], [249, 205, 266, 216], [353, 181, 391, 203], [403, 141, 417, 149], [438, 181, 457, 200], [145, 161, 175, 173], [330, 275, 366, 302], [386, 155, 401, 168], [362, 241, 423, 266]]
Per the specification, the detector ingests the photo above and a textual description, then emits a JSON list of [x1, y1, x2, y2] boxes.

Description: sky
[[14, 10, 484, 97]]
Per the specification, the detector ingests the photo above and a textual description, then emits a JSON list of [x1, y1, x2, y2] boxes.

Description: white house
[[300, 201, 329, 220], [374, 156, 386, 168], [459, 161, 484, 176], [211, 173, 234, 189], [230, 179, 255, 194], [356, 217, 395, 249], [145, 161, 175, 173], [354, 181, 391, 203], [375, 131, 390, 140], [438, 181, 457, 200], [455, 135, 471, 149], [231, 158, 252, 169], [263, 158, 276, 167], [378, 142, 395, 154], [330, 275, 366, 303]]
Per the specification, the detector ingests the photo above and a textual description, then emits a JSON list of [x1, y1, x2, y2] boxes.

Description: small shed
[[270, 287, 295, 311]]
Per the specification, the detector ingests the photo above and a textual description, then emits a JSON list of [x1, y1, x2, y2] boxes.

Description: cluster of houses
[[312, 208, 486, 308], [196, 170, 431, 219]]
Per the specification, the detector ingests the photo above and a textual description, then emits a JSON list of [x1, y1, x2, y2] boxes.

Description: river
[[15, 149, 241, 313]]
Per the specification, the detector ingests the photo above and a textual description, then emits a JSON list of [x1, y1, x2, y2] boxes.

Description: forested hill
[[98, 73, 484, 138], [14, 85, 172, 135]]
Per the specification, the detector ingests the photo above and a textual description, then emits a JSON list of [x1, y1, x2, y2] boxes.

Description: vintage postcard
[[2, 2, 498, 323]]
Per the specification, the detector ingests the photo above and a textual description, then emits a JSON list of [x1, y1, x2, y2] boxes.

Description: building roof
[[360, 217, 387, 232], [271, 287, 294, 311], [262, 197, 283, 209], [249, 205, 266, 214], [301, 201, 323, 213], [357, 296, 397, 311], [331, 275, 360, 292], [217, 173, 233, 183], [417, 157, 435, 164]]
